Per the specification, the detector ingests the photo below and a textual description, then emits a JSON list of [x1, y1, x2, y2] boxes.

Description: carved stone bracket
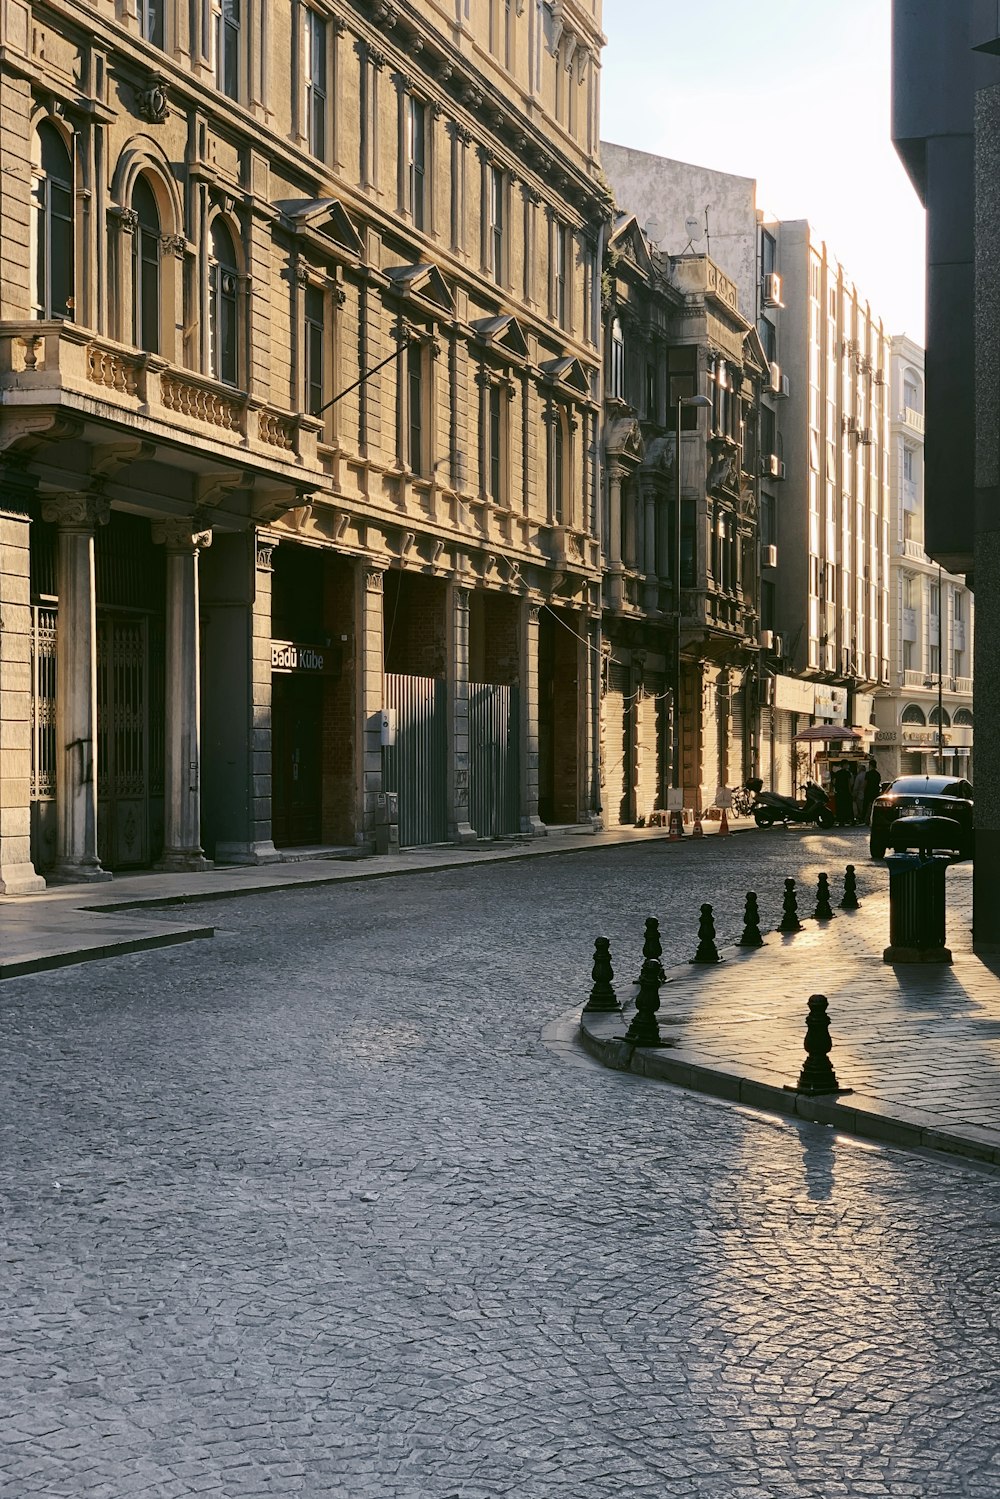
[[160, 233, 186, 258], [365, 567, 385, 594], [111, 206, 139, 235], [134, 78, 169, 123]]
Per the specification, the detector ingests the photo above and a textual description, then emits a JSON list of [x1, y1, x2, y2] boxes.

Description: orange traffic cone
[[717, 806, 732, 836], [692, 803, 704, 837], [668, 807, 685, 840]]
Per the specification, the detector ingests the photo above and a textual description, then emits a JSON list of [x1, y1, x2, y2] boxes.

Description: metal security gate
[[29, 605, 58, 869], [96, 613, 165, 869], [468, 682, 520, 838], [382, 673, 448, 847]]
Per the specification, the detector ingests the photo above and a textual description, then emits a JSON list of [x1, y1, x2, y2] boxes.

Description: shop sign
[[271, 639, 340, 676], [874, 728, 898, 746], [772, 674, 814, 714], [813, 685, 848, 722], [902, 727, 945, 746], [854, 693, 875, 726]]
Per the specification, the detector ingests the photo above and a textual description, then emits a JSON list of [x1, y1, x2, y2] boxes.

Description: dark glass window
[[489, 166, 504, 283], [132, 177, 160, 353], [304, 286, 324, 417], [489, 383, 502, 500], [407, 97, 425, 229], [217, 0, 240, 100], [209, 220, 239, 386], [306, 10, 327, 158], [32, 123, 74, 322], [760, 317, 776, 364], [141, 0, 164, 47], [407, 341, 423, 473], [666, 346, 697, 429]]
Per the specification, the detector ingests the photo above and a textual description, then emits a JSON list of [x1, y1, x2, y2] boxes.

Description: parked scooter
[[752, 779, 835, 830]]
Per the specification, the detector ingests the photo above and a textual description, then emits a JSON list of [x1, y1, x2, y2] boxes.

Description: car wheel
[[869, 835, 887, 859]]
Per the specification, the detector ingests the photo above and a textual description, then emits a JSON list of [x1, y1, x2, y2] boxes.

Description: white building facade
[[872, 337, 975, 780]]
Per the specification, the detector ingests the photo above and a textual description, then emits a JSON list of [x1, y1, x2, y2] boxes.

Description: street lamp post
[[937, 563, 944, 773], [669, 392, 714, 838]]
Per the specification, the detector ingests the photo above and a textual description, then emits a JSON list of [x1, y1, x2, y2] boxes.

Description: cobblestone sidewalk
[[578, 859, 1000, 1163]]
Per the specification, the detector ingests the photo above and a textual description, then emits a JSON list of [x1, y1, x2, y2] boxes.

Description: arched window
[[132, 177, 161, 353], [954, 707, 974, 726], [209, 220, 239, 387], [901, 704, 926, 725], [32, 122, 74, 321], [929, 705, 951, 726], [609, 316, 625, 400]]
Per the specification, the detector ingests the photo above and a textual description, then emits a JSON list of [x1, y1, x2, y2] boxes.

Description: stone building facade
[[599, 216, 766, 825], [872, 337, 974, 782], [0, 0, 609, 886]]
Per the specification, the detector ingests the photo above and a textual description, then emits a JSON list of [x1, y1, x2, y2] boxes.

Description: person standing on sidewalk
[[852, 762, 867, 823], [833, 761, 855, 826], [863, 758, 882, 824]]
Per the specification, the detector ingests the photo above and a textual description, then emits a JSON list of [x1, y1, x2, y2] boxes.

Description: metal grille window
[[30, 606, 57, 802], [406, 96, 426, 230], [32, 123, 74, 322], [304, 285, 324, 417], [209, 220, 239, 387], [305, 9, 327, 159], [132, 177, 160, 354], [215, 0, 240, 100]]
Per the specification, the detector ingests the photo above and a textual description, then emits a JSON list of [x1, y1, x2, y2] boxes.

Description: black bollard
[[791, 993, 850, 1096], [813, 873, 834, 922], [620, 958, 668, 1047], [583, 937, 620, 1014], [690, 903, 722, 964], [738, 892, 764, 948], [634, 916, 666, 986], [778, 878, 802, 933], [840, 864, 860, 910]]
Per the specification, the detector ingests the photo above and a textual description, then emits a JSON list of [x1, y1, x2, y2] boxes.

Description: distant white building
[[872, 338, 975, 780]]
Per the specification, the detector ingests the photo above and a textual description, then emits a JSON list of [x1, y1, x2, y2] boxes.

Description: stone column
[[41, 494, 112, 883], [356, 563, 386, 849], [0, 508, 45, 892], [151, 519, 212, 871], [449, 582, 477, 844], [520, 598, 546, 835]]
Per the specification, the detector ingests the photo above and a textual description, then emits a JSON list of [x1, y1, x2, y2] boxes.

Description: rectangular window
[[406, 96, 426, 230], [903, 575, 914, 609], [954, 649, 963, 679], [666, 346, 697, 429], [761, 229, 776, 281], [488, 165, 504, 284], [407, 341, 423, 474], [903, 639, 913, 670], [488, 384, 503, 502], [304, 286, 324, 418], [929, 644, 940, 675], [305, 10, 328, 160], [549, 415, 564, 524], [760, 490, 774, 548], [141, 0, 164, 47], [930, 581, 940, 616], [902, 445, 914, 482], [554, 221, 567, 328], [759, 318, 776, 364], [954, 591, 964, 621], [645, 363, 656, 422], [216, 0, 240, 100]]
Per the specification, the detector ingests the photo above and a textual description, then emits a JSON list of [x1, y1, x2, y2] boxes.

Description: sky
[[599, 0, 926, 343]]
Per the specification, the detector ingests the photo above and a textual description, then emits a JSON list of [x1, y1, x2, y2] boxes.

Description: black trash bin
[[883, 815, 956, 964]]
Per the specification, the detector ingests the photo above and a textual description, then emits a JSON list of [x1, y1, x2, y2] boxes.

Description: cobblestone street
[[1, 830, 997, 1498]]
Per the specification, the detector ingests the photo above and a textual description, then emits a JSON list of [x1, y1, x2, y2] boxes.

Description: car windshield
[[888, 777, 972, 798]]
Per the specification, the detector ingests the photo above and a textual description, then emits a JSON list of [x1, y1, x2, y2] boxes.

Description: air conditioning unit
[[759, 630, 781, 653], [762, 544, 778, 569], [874, 366, 887, 385], [769, 361, 782, 394], [860, 427, 873, 445], [846, 415, 859, 435], [762, 272, 783, 308], [779, 374, 790, 398], [763, 453, 785, 479]]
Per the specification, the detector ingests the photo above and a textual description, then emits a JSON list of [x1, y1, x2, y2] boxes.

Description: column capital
[[41, 494, 111, 530], [151, 519, 213, 553], [365, 566, 386, 594]]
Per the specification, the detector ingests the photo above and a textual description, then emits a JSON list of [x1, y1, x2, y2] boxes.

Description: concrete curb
[[578, 1005, 1000, 1170], [0, 923, 215, 980]]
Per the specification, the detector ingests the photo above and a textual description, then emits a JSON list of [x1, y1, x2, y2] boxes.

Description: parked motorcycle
[[752, 781, 835, 830]]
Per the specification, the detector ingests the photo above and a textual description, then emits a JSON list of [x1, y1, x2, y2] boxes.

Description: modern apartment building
[[599, 215, 765, 824], [872, 337, 974, 780], [0, 0, 609, 888], [600, 146, 892, 798]]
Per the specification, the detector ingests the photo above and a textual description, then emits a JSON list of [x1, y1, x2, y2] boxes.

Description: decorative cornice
[[150, 518, 213, 552], [41, 494, 110, 530]]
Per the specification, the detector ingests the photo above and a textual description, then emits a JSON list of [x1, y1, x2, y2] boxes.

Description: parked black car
[[869, 775, 974, 859]]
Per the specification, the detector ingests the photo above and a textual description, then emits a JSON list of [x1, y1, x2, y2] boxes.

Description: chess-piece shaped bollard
[[791, 993, 850, 1096], [779, 878, 802, 933], [620, 957, 668, 1047], [691, 804, 704, 838], [690, 903, 722, 964], [840, 864, 861, 910], [813, 872, 834, 922], [583, 937, 621, 1014], [634, 916, 666, 986], [738, 891, 764, 948]]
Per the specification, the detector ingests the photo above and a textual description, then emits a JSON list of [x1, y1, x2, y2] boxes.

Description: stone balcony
[[0, 321, 323, 473]]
